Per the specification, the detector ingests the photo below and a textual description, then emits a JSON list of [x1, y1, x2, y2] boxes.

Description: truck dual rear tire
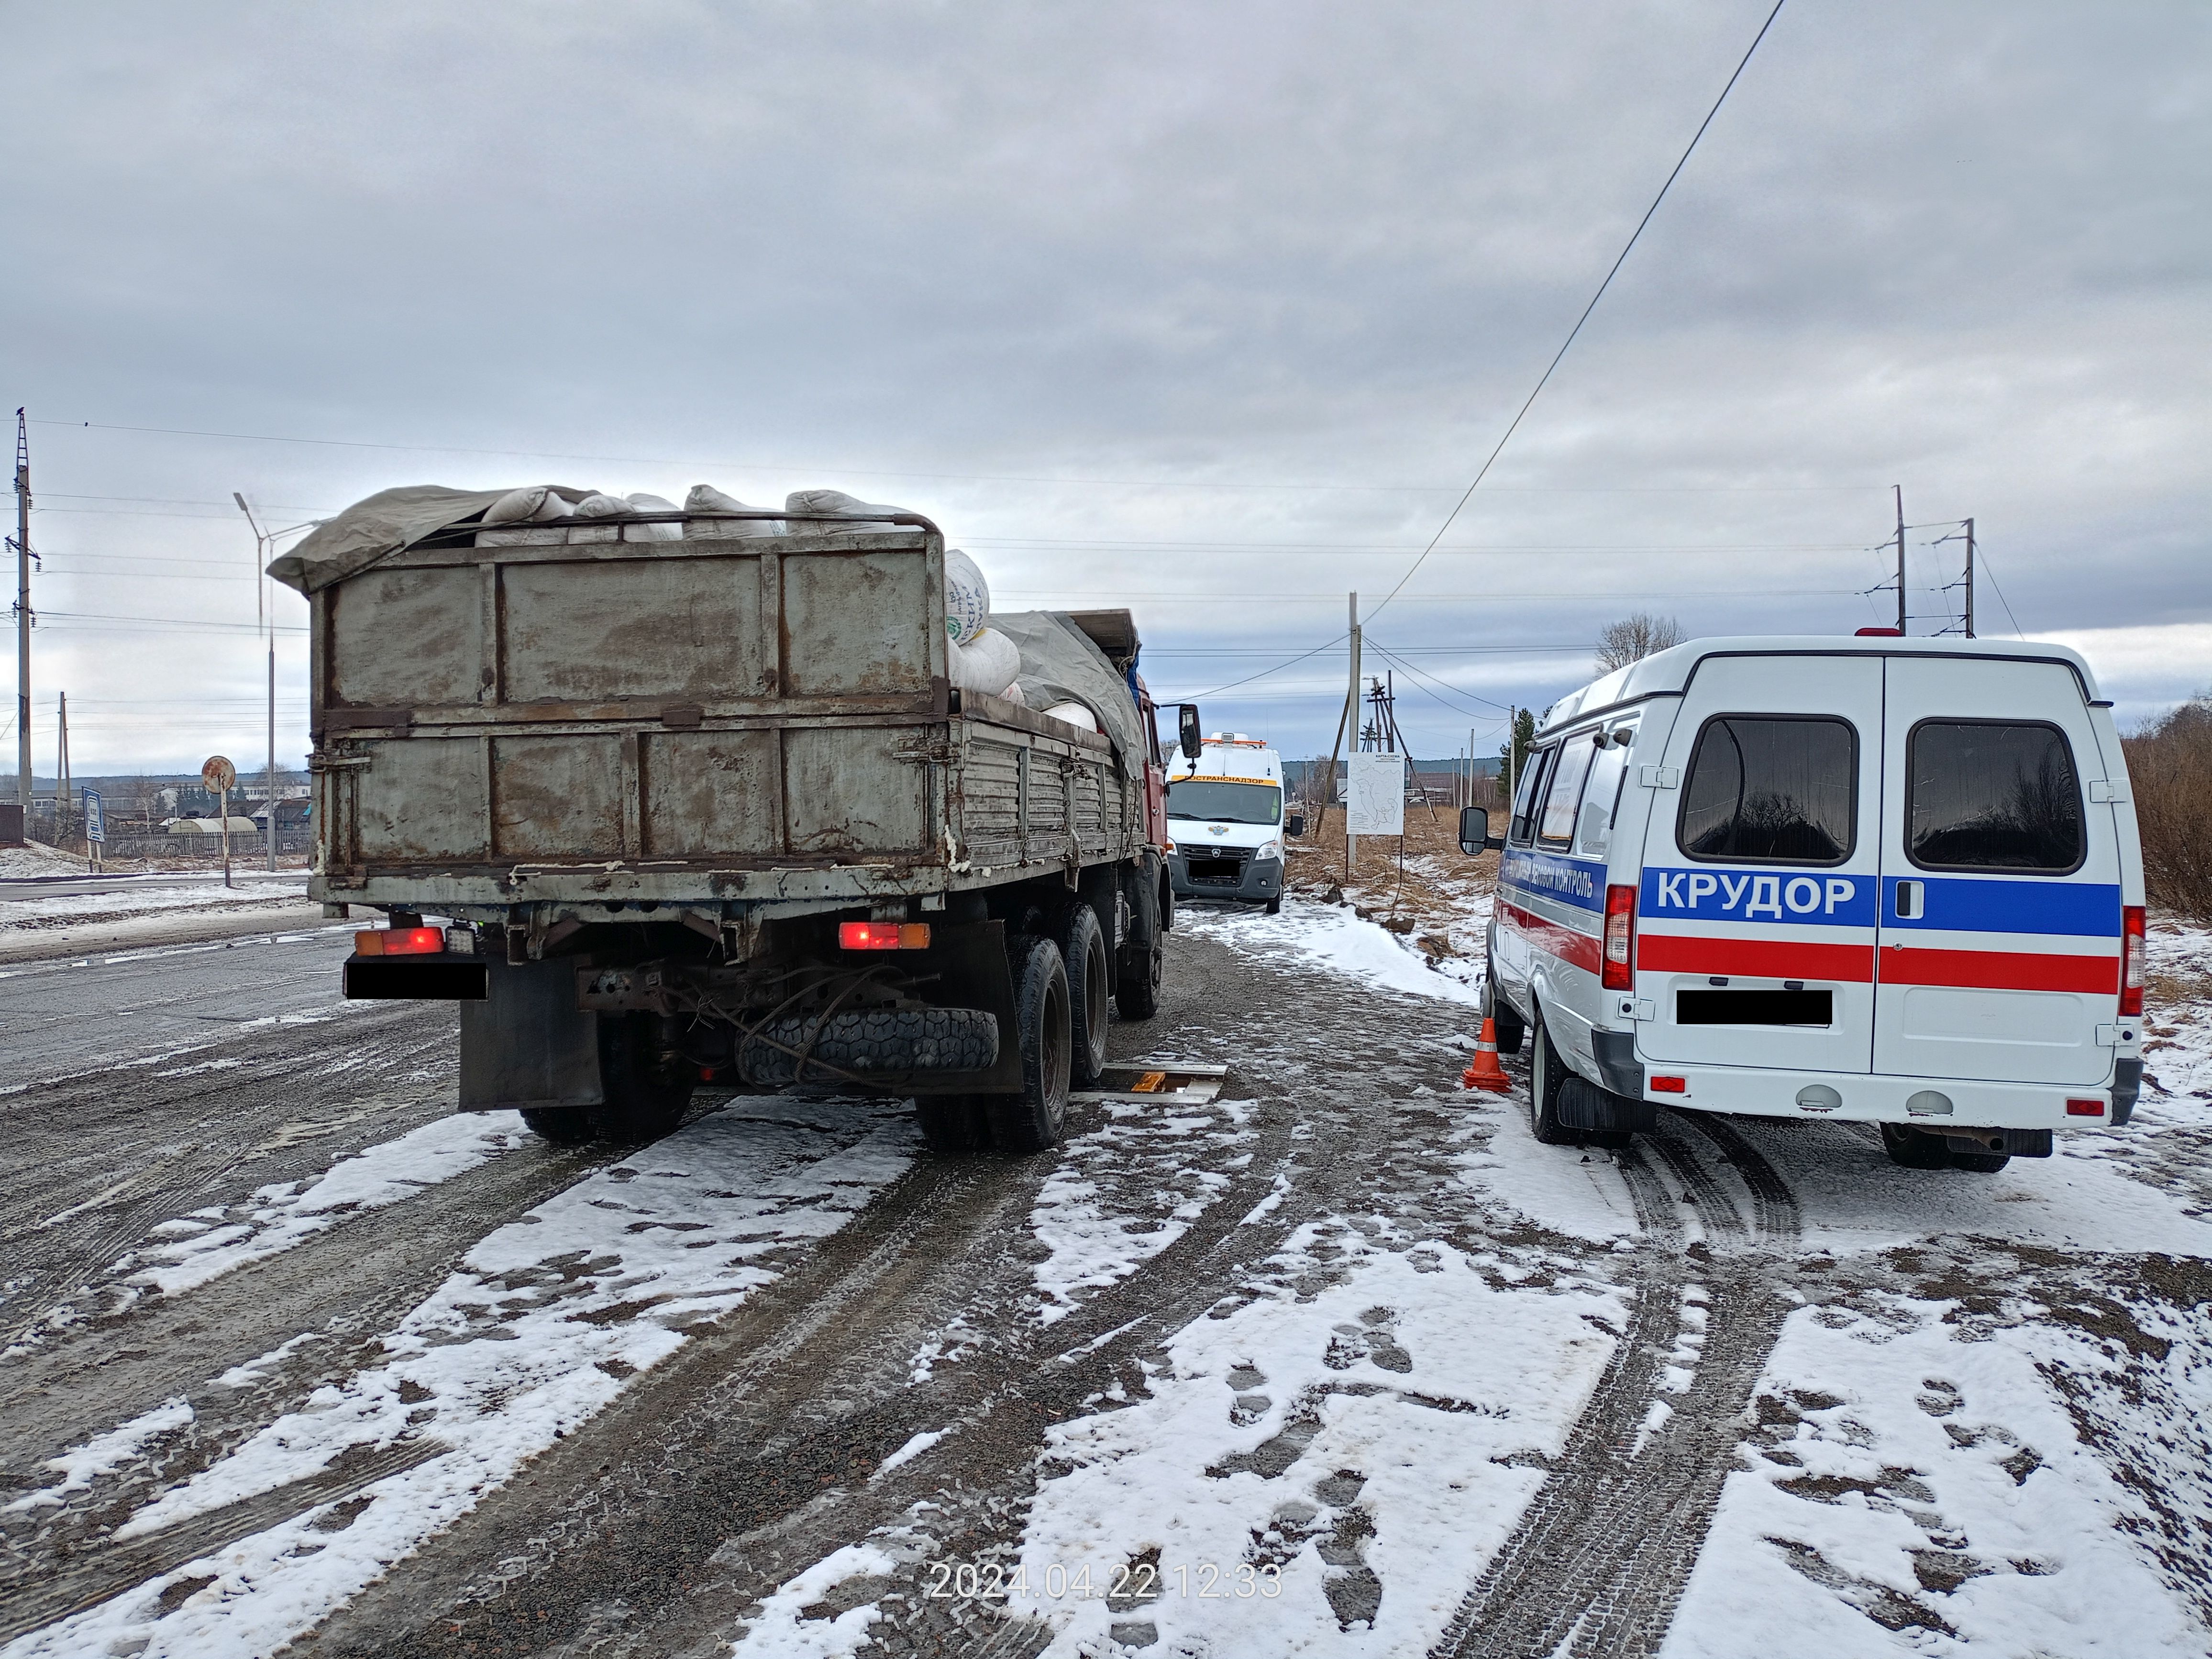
[[984, 935, 1073, 1154], [1062, 903, 1111, 1088], [1115, 862, 1165, 1021], [587, 1013, 695, 1144]]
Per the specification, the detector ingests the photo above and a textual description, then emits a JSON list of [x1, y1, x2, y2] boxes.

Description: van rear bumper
[[1626, 1058, 2126, 1129]]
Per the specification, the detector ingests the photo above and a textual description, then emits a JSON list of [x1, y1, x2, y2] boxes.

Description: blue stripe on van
[[1640, 867, 1878, 928], [1498, 849, 1607, 913], [1885, 876, 2121, 937]]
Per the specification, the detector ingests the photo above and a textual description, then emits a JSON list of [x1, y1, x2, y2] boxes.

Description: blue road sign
[[82, 788, 105, 845]]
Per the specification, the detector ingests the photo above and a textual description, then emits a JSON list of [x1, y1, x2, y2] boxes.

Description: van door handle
[[1894, 880, 1924, 919]]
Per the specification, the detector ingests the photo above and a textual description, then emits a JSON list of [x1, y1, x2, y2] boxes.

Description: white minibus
[[1461, 636, 2146, 1173]]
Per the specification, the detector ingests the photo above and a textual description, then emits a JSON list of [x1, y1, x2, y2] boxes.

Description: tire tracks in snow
[[1431, 1109, 1802, 1659]]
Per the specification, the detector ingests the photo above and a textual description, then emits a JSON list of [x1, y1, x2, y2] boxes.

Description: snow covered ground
[[0, 874, 310, 928]]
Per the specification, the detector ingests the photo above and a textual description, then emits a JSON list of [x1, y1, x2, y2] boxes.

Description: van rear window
[[1678, 716, 1856, 865], [1906, 720, 2082, 872]]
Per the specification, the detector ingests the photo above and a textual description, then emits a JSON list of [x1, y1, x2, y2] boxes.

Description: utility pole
[[236, 494, 279, 871], [1962, 517, 1975, 639], [1893, 485, 1907, 635], [14, 410, 30, 811], [57, 691, 69, 847], [1345, 592, 1360, 881]]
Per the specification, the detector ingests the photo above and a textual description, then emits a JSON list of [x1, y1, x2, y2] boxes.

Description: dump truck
[[270, 486, 1199, 1155]]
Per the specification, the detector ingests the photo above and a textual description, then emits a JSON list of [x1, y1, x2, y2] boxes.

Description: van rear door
[[1635, 655, 1882, 1073], [1873, 657, 2120, 1087]]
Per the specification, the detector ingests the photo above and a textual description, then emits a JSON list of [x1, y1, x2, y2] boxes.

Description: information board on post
[[1345, 752, 1407, 837], [82, 788, 104, 871]]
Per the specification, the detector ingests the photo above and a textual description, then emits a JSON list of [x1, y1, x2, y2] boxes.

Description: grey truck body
[[278, 489, 1178, 1140]]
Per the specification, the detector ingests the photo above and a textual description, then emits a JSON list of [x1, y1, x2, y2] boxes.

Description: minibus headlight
[[1602, 884, 1636, 992], [2120, 905, 2146, 1016], [1255, 840, 1282, 862]]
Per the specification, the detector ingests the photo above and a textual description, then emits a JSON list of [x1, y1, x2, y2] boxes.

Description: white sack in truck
[[1041, 701, 1100, 733], [623, 493, 684, 542], [991, 610, 1143, 772], [785, 488, 907, 531], [684, 483, 783, 538], [948, 627, 1021, 694], [945, 546, 990, 646], [566, 492, 628, 543], [476, 485, 577, 546]]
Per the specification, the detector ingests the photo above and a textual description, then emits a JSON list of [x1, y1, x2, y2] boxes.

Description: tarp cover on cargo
[[268, 485, 595, 595], [994, 610, 1143, 774]]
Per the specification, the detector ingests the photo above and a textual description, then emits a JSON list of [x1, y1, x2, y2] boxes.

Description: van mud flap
[[1558, 1076, 1657, 1134], [459, 956, 604, 1112]]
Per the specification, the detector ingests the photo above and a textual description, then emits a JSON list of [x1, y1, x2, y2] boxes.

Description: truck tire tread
[[985, 935, 1072, 1155]]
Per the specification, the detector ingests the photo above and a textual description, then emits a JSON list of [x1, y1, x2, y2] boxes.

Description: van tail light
[[2120, 905, 2146, 1016], [839, 921, 932, 951], [1602, 884, 1636, 991], [355, 926, 446, 957]]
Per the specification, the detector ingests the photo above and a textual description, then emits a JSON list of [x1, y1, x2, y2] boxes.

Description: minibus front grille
[[1675, 988, 1834, 1027]]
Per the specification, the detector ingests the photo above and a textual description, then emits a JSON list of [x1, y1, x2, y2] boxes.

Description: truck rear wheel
[[916, 1095, 990, 1155], [1115, 864, 1164, 1021], [520, 1107, 596, 1145], [1062, 903, 1110, 1087], [985, 936, 1073, 1155], [587, 1014, 694, 1144]]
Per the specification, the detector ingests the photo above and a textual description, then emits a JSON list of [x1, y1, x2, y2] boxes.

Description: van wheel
[[587, 1014, 694, 1144], [1527, 1011, 1576, 1146], [984, 936, 1073, 1154], [1061, 903, 1110, 1088], [1880, 1123, 1951, 1170], [1484, 959, 1525, 1055], [916, 1095, 990, 1155], [1948, 1150, 2012, 1174], [520, 1107, 596, 1145], [1264, 895, 1282, 916]]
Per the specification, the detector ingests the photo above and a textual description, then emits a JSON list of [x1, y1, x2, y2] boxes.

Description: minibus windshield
[[1167, 779, 1282, 826]]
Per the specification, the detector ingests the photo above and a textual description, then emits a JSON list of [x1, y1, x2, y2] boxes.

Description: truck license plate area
[[344, 956, 490, 1001], [1675, 988, 1833, 1027]]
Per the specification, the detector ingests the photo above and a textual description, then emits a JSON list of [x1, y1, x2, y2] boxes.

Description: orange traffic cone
[[1461, 1018, 1513, 1093]]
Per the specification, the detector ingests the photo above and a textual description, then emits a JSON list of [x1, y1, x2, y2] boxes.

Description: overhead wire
[[1367, 0, 1790, 623]]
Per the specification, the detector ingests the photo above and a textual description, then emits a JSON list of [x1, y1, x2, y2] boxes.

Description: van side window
[[1508, 747, 1553, 846], [1537, 735, 1599, 847], [1577, 726, 1635, 856], [1678, 716, 1856, 865], [1906, 720, 2083, 873]]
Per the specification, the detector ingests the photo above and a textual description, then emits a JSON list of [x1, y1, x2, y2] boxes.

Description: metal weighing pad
[[1073, 1062, 1228, 1106]]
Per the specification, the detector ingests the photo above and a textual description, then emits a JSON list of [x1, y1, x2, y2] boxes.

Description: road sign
[[82, 788, 104, 844], [202, 755, 237, 792]]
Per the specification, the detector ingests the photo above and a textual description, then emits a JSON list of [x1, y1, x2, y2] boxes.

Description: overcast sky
[[5, 0, 2206, 780]]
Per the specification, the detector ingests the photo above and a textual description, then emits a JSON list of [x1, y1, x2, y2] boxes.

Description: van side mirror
[[1286, 813, 1306, 839], [1177, 704, 1202, 762], [1459, 807, 1504, 856]]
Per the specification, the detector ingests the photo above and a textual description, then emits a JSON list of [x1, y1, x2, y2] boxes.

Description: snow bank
[[1174, 898, 1481, 1007]]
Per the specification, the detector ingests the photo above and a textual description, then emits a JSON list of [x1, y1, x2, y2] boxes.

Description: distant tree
[[1498, 707, 1538, 800], [2125, 694, 2212, 921], [1596, 612, 1686, 674]]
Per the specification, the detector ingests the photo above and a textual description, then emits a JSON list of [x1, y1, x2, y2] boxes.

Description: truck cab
[[1165, 734, 1297, 915]]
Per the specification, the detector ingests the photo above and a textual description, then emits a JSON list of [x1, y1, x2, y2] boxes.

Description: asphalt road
[[2, 911, 2207, 1658]]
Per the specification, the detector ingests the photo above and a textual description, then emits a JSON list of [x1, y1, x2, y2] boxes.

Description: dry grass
[[1282, 799, 1499, 959], [2126, 699, 2212, 924]]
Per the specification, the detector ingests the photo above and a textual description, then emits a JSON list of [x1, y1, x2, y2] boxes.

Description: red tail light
[[1651, 1075, 1687, 1094], [839, 921, 932, 951], [1602, 884, 1636, 991], [355, 926, 445, 957], [2120, 905, 2146, 1016]]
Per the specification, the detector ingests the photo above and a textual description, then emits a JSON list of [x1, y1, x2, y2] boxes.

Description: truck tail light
[[2120, 905, 2146, 1016], [1602, 884, 1636, 991], [355, 926, 446, 957], [839, 921, 932, 951]]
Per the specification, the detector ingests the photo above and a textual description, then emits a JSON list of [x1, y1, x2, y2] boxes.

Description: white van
[[1167, 734, 1301, 915], [1460, 637, 2146, 1173]]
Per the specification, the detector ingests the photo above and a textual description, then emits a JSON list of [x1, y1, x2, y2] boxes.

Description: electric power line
[[1369, 0, 1790, 622]]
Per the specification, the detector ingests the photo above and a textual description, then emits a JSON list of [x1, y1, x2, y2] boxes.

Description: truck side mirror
[[1286, 813, 1306, 838], [1459, 807, 1504, 856], [1177, 704, 1202, 762]]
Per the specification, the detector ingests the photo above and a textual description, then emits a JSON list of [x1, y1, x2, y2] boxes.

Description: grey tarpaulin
[[992, 610, 1144, 775], [268, 485, 595, 595]]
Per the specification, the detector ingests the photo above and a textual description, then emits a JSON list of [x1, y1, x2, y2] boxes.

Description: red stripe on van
[[1637, 933, 1875, 983], [1878, 947, 2118, 995], [1499, 900, 1603, 976]]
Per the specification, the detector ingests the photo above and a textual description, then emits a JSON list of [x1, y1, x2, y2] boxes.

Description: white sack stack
[[684, 483, 783, 538]]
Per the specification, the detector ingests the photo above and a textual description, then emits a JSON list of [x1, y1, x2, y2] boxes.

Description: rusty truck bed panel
[[307, 527, 1136, 915]]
